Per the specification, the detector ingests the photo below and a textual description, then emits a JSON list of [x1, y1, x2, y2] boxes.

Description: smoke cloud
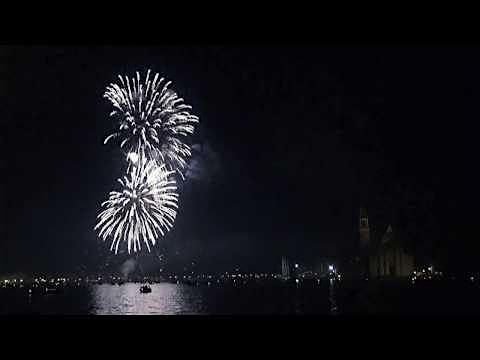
[[185, 143, 220, 183], [120, 259, 136, 278]]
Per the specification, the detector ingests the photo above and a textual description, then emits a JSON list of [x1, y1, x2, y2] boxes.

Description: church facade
[[359, 208, 414, 278]]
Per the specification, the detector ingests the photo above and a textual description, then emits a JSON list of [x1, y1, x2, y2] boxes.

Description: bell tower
[[359, 207, 370, 249], [358, 206, 371, 278]]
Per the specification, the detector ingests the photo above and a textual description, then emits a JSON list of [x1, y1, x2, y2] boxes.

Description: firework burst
[[94, 158, 178, 254], [103, 70, 199, 174]]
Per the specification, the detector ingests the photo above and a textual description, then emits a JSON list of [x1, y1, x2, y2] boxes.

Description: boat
[[45, 287, 60, 294], [140, 285, 152, 293]]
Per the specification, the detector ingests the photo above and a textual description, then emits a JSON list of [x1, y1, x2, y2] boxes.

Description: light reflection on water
[[4, 280, 480, 315], [91, 283, 206, 315], [0, 282, 337, 314]]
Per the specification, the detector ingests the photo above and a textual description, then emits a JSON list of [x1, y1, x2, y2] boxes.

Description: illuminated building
[[281, 257, 290, 280], [368, 225, 414, 277], [357, 207, 414, 278]]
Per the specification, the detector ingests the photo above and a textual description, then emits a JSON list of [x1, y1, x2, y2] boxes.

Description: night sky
[[0, 46, 478, 275]]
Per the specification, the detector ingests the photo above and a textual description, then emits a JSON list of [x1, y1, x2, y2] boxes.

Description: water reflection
[[1, 282, 340, 314], [329, 279, 338, 314], [90, 283, 205, 315]]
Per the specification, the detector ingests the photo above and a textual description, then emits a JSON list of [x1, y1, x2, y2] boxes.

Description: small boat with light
[[140, 285, 152, 293], [45, 287, 60, 294]]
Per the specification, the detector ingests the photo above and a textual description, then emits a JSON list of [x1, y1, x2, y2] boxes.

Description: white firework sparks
[[103, 69, 199, 174], [94, 158, 179, 254]]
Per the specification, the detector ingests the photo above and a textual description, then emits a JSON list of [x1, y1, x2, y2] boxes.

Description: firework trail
[[103, 70, 199, 176], [94, 157, 178, 254]]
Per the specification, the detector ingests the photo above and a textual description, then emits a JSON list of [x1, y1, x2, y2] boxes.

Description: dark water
[[1, 281, 480, 315], [0, 282, 334, 315]]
